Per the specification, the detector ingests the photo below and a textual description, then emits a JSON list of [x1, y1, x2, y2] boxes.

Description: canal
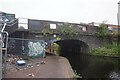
[[56, 39, 120, 79], [64, 54, 120, 79]]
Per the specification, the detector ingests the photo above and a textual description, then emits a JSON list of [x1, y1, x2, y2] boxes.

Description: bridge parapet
[[28, 19, 99, 35]]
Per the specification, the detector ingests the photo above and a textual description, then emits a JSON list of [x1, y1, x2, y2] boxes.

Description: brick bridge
[[0, 14, 111, 55]]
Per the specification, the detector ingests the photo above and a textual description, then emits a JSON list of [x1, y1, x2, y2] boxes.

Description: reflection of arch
[[54, 39, 90, 56]]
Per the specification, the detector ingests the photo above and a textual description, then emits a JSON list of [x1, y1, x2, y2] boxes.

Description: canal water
[[63, 54, 120, 79]]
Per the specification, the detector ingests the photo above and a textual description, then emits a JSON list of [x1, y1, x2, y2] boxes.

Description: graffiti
[[8, 39, 16, 53], [27, 41, 45, 57]]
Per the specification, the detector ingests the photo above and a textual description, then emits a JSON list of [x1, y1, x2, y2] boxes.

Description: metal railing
[[0, 25, 9, 79], [0, 33, 3, 80], [0, 18, 17, 79]]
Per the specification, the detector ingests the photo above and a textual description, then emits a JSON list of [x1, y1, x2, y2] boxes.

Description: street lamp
[[50, 23, 57, 54], [53, 34, 56, 38]]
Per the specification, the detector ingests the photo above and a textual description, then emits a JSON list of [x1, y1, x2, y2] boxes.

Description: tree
[[41, 27, 53, 36], [97, 22, 108, 37], [60, 23, 77, 37]]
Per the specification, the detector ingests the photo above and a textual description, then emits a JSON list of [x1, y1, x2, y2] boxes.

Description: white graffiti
[[28, 41, 45, 57]]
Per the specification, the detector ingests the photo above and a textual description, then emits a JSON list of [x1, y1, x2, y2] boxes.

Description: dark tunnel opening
[[55, 39, 90, 57]]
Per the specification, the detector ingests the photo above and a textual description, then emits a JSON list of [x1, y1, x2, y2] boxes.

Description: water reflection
[[64, 54, 120, 79]]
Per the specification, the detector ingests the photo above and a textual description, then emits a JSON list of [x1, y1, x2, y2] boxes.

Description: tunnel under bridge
[[54, 39, 90, 56]]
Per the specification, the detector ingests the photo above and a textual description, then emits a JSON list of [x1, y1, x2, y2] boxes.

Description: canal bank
[[5, 55, 75, 78]]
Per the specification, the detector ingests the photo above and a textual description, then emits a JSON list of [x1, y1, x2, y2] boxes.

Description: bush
[[53, 43, 61, 55], [91, 43, 120, 57], [60, 23, 77, 36], [96, 22, 108, 37]]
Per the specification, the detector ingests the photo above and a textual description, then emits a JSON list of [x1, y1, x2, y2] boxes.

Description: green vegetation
[[53, 43, 61, 56], [73, 70, 82, 79], [60, 23, 78, 37], [96, 22, 109, 37], [90, 43, 120, 57], [40, 23, 78, 37], [41, 27, 53, 36], [94, 21, 119, 57]]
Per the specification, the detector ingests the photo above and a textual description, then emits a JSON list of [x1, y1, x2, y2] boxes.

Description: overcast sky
[[0, 0, 119, 24]]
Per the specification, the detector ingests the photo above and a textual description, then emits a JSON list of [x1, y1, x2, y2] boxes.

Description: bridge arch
[[54, 39, 90, 56]]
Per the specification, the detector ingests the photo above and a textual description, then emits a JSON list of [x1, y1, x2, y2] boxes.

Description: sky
[[0, 0, 119, 25]]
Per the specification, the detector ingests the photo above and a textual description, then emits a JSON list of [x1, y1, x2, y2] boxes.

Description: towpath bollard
[[40, 53, 46, 64], [40, 57, 45, 64], [41, 50, 46, 64], [40, 43, 46, 64], [0, 33, 2, 80]]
